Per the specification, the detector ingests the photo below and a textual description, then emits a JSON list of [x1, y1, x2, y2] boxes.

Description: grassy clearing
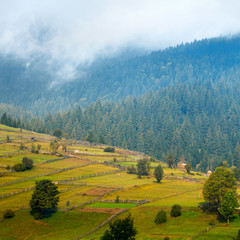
[[194, 217, 240, 240], [0, 210, 111, 240], [39, 158, 89, 169], [145, 189, 203, 208], [81, 172, 154, 188], [1, 166, 55, 180], [0, 143, 20, 152], [33, 164, 118, 182], [117, 161, 161, 168], [0, 190, 33, 216], [82, 155, 130, 162], [0, 154, 59, 166], [0, 124, 22, 132], [131, 206, 214, 240], [85, 206, 217, 240], [0, 125, 238, 240], [163, 168, 206, 180], [88, 202, 136, 209], [102, 180, 202, 201], [58, 186, 97, 210]]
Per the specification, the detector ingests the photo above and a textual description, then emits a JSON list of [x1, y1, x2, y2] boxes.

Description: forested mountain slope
[[1, 36, 240, 170], [1, 79, 240, 171], [1, 36, 240, 115]]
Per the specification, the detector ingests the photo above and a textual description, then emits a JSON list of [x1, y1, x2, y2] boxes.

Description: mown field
[[0, 124, 239, 240]]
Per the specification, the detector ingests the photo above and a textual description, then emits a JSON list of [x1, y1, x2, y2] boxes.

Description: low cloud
[[1, 0, 240, 77]]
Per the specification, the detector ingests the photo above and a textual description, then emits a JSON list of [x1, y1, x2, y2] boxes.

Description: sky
[[1, 0, 240, 66]]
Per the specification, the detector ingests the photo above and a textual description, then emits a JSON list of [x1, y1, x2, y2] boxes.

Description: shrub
[[198, 202, 219, 212], [236, 229, 240, 240], [127, 165, 137, 174], [5, 165, 11, 170], [19, 143, 25, 150], [13, 163, 26, 172], [164, 237, 170, 240], [170, 204, 181, 217], [22, 157, 34, 169], [3, 209, 15, 219], [209, 218, 216, 225], [150, 157, 156, 162], [53, 129, 62, 139], [115, 195, 119, 203], [6, 135, 10, 143], [104, 147, 115, 153], [155, 210, 167, 224]]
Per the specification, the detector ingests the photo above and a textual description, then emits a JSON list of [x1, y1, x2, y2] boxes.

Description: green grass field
[[0, 125, 239, 240], [88, 202, 136, 209], [0, 210, 111, 240]]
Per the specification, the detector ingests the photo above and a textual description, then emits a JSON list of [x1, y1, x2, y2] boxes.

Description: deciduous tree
[[100, 214, 137, 240], [202, 167, 237, 205], [53, 129, 62, 139], [137, 158, 150, 178], [167, 155, 174, 168], [185, 163, 192, 174], [218, 191, 239, 224]]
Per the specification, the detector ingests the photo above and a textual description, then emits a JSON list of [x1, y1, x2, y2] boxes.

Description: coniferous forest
[[1, 36, 240, 171]]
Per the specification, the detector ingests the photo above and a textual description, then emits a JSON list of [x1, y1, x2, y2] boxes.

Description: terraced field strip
[[55, 169, 122, 184], [0, 153, 63, 166], [0, 183, 87, 200], [0, 162, 93, 188]]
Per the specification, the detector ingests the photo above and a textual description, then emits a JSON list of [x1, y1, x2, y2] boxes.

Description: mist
[[1, 0, 240, 81]]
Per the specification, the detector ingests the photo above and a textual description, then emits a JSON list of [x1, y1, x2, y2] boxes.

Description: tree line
[[1, 79, 240, 172]]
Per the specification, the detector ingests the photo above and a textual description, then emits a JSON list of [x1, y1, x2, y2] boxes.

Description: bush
[[13, 163, 26, 172], [198, 201, 219, 212], [127, 165, 137, 174], [22, 157, 34, 169], [236, 229, 240, 240], [53, 129, 62, 139], [115, 195, 120, 203], [164, 237, 170, 240], [170, 204, 181, 217], [3, 209, 15, 219], [5, 165, 11, 170], [19, 143, 26, 150], [104, 147, 115, 153], [155, 210, 167, 224], [150, 157, 156, 162], [209, 218, 216, 225]]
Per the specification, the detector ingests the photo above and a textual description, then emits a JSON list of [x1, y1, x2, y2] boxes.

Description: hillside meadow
[[0, 124, 239, 240]]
